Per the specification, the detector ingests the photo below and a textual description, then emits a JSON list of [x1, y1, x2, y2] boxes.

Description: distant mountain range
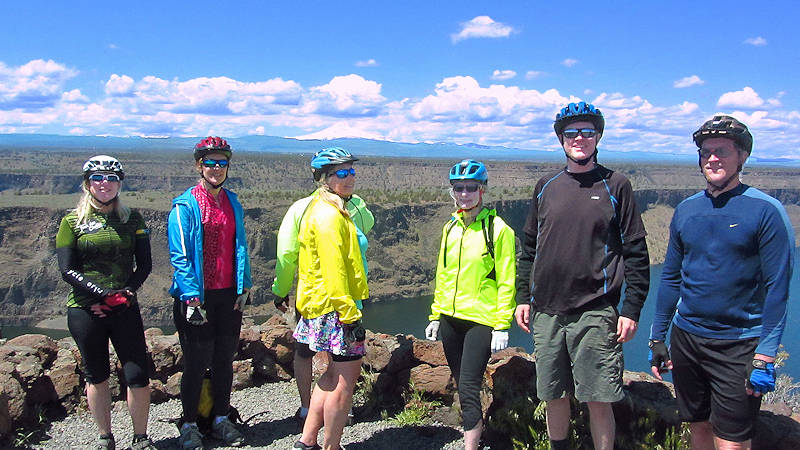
[[1, 133, 796, 166]]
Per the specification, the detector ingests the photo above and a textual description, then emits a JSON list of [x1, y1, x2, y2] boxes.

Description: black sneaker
[[131, 434, 156, 450], [293, 440, 322, 450], [96, 433, 115, 450]]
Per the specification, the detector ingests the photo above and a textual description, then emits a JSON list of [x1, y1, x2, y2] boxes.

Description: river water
[[363, 247, 800, 381]]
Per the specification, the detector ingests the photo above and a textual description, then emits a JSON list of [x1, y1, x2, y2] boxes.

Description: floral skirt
[[293, 310, 366, 357]]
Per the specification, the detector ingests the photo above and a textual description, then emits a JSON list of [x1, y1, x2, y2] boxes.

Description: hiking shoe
[[97, 434, 115, 450], [179, 422, 204, 450], [211, 416, 245, 447], [293, 440, 322, 450], [131, 434, 156, 450]]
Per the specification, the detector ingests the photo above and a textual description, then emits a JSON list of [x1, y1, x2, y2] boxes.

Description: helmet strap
[[700, 157, 742, 195], [566, 148, 598, 166], [201, 172, 226, 189], [90, 194, 118, 208]]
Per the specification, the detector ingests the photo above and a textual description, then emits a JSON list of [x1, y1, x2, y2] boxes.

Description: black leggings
[[67, 303, 149, 387], [439, 314, 492, 430], [173, 288, 242, 421]]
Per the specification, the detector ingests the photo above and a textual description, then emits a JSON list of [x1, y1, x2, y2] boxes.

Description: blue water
[[363, 247, 800, 381]]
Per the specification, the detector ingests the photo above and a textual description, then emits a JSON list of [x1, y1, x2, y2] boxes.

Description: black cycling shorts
[[67, 304, 149, 388], [670, 326, 762, 442]]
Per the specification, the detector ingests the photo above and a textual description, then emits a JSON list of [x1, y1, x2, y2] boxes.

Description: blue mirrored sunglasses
[[333, 167, 356, 179], [202, 158, 229, 168], [562, 128, 598, 139], [88, 173, 121, 182]]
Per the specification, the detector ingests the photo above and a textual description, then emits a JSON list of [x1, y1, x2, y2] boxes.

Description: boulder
[[46, 348, 80, 402], [146, 334, 182, 382], [411, 339, 447, 367], [238, 326, 268, 361], [165, 372, 182, 398], [232, 359, 254, 390], [363, 332, 413, 374], [409, 364, 454, 397], [4, 334, 58, 367]]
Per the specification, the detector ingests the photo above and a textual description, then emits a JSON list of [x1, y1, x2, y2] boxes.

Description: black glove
[[648, 340, 670, 373], [273, 294, 289, 312], [343, 320, 366, 344]]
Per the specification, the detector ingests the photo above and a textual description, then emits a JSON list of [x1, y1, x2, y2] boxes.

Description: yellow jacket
[[296, 196, 368, 323], [430, 208, 516, 330]]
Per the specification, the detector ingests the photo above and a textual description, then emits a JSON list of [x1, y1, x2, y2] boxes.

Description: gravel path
[[33, 381, 465, 449]]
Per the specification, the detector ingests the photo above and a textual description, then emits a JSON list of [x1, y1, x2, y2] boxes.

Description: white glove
[[425, 321, 440, 341], [234, 291, 249, 311], [491, 330, 509, 353]]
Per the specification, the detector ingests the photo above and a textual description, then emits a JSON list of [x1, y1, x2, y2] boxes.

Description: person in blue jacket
[[649, 116, 794, 450], [168, 136, 252, 449]]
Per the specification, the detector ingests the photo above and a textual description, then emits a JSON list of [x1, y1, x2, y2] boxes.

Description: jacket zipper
[[451, 223, 464, 316]]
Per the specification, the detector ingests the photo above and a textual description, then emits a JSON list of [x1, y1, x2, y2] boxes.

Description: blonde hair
[[74, 179, 130, 224]]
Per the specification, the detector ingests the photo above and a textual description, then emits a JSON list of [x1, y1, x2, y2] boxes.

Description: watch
[[648, 340, 661, 349], [751, 359, 768, 370]]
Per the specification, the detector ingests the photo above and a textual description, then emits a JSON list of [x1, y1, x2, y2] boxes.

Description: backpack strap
[[481, 213, 496, 281]]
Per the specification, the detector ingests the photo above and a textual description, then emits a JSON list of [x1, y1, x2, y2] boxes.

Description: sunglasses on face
[[202, 158, 229, 168], [88, 173, 121, 182], [562, 128, 598, 139], [452, 184, 480, 193], [698, 147, 737, 159], [333, 167, 356, 179]]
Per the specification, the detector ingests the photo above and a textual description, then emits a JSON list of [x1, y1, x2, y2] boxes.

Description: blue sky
[[1, 1, 797, 159]]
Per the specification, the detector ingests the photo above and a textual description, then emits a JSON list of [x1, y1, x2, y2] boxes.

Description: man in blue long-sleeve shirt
[[649, 115, 795, 449]]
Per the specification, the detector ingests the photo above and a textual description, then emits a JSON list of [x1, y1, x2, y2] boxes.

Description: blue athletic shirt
[[650, 184, 795, 357]]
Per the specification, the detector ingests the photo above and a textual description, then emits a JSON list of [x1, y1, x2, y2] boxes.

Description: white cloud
[[717, 87, 764, 109], [525, 71, 544, 80], [300, 74, 385, 117], [105, 74, 135, 96], [107, 43, 118, 50], [673, 75, 705, 88], [743, 36, 767, 46], [2, 58, 799, 159], [451, 16, 516, 43], [355, 59, 378, 67], [491, 70, 516, 81], [561, 58, 578, 68], [0, 59, 78, 109]]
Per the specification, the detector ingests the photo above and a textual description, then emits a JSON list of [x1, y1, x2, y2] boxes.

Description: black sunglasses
[[562, 128, 598, 139], [452, 184, 480, 193]]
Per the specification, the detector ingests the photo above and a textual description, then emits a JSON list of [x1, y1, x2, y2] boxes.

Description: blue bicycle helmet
[[449, 159, 488, 185], [310, 147, 358, 181], [553, 101, 605, 137]]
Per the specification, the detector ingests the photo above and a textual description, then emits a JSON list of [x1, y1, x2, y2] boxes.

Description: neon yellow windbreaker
[[296, 196, 368, 323], [430, 207, 516, 330]]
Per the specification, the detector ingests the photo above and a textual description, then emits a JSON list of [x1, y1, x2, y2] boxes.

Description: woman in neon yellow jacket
[[292, 148, 368, 450], [426, 159, 516, 450]]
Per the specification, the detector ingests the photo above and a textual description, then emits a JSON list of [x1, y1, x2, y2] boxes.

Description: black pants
[[173, 288, 242, 421], [68, 303, 149, 387], [440, 314, 492, 430]]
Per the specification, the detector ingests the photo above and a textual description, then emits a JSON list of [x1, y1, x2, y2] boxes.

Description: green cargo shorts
[[532, 304, 624, 403]]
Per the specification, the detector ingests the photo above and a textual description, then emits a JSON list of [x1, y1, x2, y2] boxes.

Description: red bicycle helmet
[[193, 136, 232, 160]]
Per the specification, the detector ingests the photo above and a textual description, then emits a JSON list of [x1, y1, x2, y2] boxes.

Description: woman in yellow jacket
[[426, 159, 516, 450], [292, 150, 368, 450]]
